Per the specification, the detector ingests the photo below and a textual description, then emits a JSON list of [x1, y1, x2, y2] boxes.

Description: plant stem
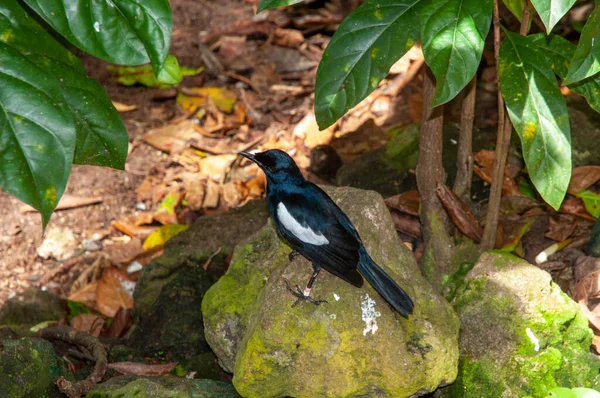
[[480, 0, 530, 250], [453, 76, 476, 202], [416, 68, 453, 288]]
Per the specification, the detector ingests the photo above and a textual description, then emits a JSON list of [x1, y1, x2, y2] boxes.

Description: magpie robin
[[240, 149, 414, 318]]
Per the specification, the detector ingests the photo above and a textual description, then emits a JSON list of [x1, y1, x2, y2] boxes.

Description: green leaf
[[315, 0, 422, 129], [257, 0, 305, 13], [499, 30, 571, 210], [563, 2, 600, 85], [22, 0, 172, 74], [0, 0, 128, 226], [547, 387, 600, 398], [530, 0, 576, 34], [108, 57, 199, 88], [577, 189, 600, 218], [420, 0, 493, 107], [530, 33, 600, 113], [156, 54, 182, 85], [503, 0, 526, 21], [143, 224, 189, 252]]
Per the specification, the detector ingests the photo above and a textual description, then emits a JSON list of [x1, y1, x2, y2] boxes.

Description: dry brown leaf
[[385, 190, 419, 217], [221, 182, 243, 208], [134, 212, 155, 226], [198, 154, 237, 181], [560, 196, 597, 221], [390, 211, 421, 238], [108, 362, 176, 376], [473, 150, 520, 195], [104, 238, 144, 265], [568, 166, 600, 195], [273, 28, 305, 47], [545, 215, 578, 242], [143, 120, 201, 154], [203, 181, 221, 209], [101, 308, 132, 339], [182, 173, 206, 211], [112, 216, 158, 239], [112, 101, 138, 112], [70, 313, 105, 337], [97, 268, 135, 318], [20, 195, 102, 214], [293, 112, 334, 148], [437, 182, 482, 242], [68, 281, 99, 311]]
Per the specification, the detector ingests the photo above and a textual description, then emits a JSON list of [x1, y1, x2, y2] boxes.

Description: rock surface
[[88, 375, 239, 397], [442, 252, 600, 397], [0, 337, 70, 397], [0, 289, 65, 327], [202, 187, 459, 398]]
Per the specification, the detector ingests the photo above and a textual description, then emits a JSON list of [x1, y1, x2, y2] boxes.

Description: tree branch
[[453, 76, 476, 202]]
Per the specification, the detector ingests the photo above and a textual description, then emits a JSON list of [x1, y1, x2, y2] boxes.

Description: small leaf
[[23, 0, 172, 74], [499, 30, 571, 210], [314, 0, 423, 129], [176, 87, 238, 114], [530, 0, 576, 34], [108, 58, 200, 88], [257, 0, 305, 12], [156, 54, 182, 85], [564, 2, 600, 85], [503, 0, 526, 20], [420, 0, 493, 106], [436, 182, 482, 241], [97, 269, 134, 318], [577, 189, 600, 218], [143, 224, 189, 252]]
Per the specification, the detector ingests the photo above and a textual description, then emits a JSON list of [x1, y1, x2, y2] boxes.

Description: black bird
[[240, 149, 414, 318]]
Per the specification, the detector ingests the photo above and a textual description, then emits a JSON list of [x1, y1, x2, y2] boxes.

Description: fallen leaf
[[68, 281, 99, 311], [203, 181, 221, 209], [385, 190, 420, 217], [108, 61, 202, 88], [545, 215, 578, 242], [112, 217, 158, 239], [559, 196, 597, 221], [293, 112, 334, 148], [437, 182, 482, 242], [221, 182, 243, 208], [108, 362, 176, 376], [104, 238, 145, 265], [569, 166, 600, 195], [97, 269, 135, 318], [473, 150, 520, 195], [182, 173, 206, 211], [143, 224, 189, 252], [273, 28, 305, 47], [154, 189, 184, 225], [143, 120, 202, 154], [20, 195, 102, 213], [112, 101, 138, 112], [101, 308, 132, 339], [390, 211, 421, 238], [177, 87, 238, 115], [576, 190, 600, 218], [198, 155, 237, 181], [70, 313, 105, 337]]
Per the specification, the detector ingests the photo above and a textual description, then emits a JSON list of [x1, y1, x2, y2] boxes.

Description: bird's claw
[[283, 279, 327, 307], [288, 250, 301, 262]]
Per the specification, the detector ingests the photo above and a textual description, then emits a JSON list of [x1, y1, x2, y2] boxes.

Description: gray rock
[[441, 252, 600, 397], [87, 375, 239, 397], [0, 337, 70, 398], [82, 239, 103, 252], [0, 289, 65, 327], [202, 187, 459, 397], [567, 96, 600, 166]]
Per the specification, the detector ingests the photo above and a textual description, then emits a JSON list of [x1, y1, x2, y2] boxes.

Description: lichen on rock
[[202, 186, 459, 397]]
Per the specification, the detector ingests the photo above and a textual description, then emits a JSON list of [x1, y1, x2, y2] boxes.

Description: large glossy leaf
[[257, 0, 305, 12], [530, 0, 576, 34], [530, 33, 600, 113], [499, 30, 571, 210], [314, 0, 422, 129], [23, 0, 171, 74], [0, 0, 128, 226], [420, 0, 493, 107], [563, 2, 600, 85]]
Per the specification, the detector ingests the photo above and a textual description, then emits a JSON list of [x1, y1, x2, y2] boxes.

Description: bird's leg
[[284, 263, 327, 306], [288, 250, 302, 262]]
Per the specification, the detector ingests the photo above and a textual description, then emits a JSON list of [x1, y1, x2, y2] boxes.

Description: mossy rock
[[0, 337, 71, 397], [133, 199, 269, 324], [0, 289, 65, 327], [171, 352, 231, 382], [441, 252, 600, 398], [202, 187, 459, 397], [88, 375, 239, 397], [567, 96, 600, 166]]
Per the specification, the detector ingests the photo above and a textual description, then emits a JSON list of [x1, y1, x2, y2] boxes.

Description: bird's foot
[[283, 279, 327, 307], [288, 250, 302, 262]]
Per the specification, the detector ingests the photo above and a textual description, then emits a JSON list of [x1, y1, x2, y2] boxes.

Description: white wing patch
[[277, 202, 329, 246]]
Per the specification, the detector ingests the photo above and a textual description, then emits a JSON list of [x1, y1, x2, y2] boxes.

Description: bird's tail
[[357, 248, 414, 318]]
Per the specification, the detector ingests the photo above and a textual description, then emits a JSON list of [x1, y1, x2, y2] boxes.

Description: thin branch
[[453, 76, 476, 202], [40, 326, 108, 398]]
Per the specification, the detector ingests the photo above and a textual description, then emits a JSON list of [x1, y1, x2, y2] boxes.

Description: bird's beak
[[239, 151, 255, 161]]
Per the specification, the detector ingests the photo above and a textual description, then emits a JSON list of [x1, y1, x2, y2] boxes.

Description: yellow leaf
[[176, 87, 237, 115], [143, 224, 189, 252]]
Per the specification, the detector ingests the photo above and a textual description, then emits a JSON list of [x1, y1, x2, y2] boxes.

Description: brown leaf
[[273, 28, 305, 47], [104, 238, 145, 265], [569, 166, 600, 195], [390, 211, 421, 238], [143, 120, 201, 154], [20, 195, 102, 214], [203, 181, 221, 209], [134, 212, 156, 226], [182, 173, 206, 211], [154, 189, 184, 225], [112, 216, 158, 239], [97, 268, 135, 318], [473, 150, 520, 195], [68, 281, 99, 311], [385, 190, 419, 217], [545, 215, 578, 241], [436, 182, 482, 242], [101, 308, 132, 339], [293, 112, 334, 149], [108, 362, 176, 376], [70, 314, 105, 337], [560, 196, 597, 221]]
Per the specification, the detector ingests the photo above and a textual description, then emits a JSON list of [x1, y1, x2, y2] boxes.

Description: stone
[[36, 227, 78, 261], [133, 199, 269, 324], [87, 375, 238, 398], [0, 337, 70, 397], [0, 289, 65, 327], [170, 352, 231, 382], [202, 187, 459, 397], [441, 252, 600, 397], [567, 96, 600, 166]]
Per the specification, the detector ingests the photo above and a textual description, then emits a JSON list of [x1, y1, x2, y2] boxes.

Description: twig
[[202, 247, 222, 270], [453, 76, 476, 202], [39, 326, 108, 398]]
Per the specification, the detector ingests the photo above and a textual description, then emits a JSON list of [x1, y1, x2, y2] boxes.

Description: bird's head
[[240, 149, 304, 183]]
